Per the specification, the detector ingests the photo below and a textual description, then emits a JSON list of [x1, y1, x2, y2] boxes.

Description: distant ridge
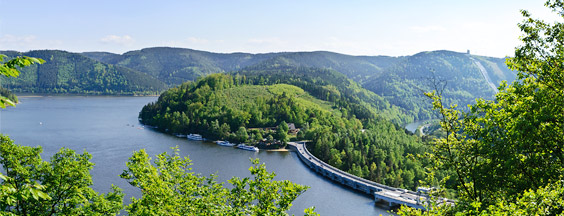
[[2, 47, 516, 120], [0, 50, 166, 95]]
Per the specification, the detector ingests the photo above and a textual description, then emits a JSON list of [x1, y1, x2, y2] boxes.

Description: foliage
[[398, 180, 564, 216], [139, 74, 332, 141], [0, 87, 19, 106], [121, 147, 313, 215], [0, 135, 124, 215], [141, 74, 428, 190], [0, 50, 165, 95], [485, 180, 564, 215], [363, 50, 516, 121], [276, 121, 289, 145], [83, 47, 400, 86], [238, 65, 412, 125], [398, 0, 564, 214], [85, 47, 514, 124], [0, 55, 44, 78], [82, 47, 281, 85], [0, 54, 44, 108]]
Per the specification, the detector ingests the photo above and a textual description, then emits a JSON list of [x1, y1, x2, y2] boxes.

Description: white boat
[[216, 141, 235, 147], [187, 134, 204, 141], [237, 144, 259, 152], [174, 133, 187, 138]]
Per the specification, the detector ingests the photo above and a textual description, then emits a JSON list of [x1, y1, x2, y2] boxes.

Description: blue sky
[[0, 0, 558, 57]]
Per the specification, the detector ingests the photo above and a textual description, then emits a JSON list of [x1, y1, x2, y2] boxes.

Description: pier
[[288, 141, 451, 209]]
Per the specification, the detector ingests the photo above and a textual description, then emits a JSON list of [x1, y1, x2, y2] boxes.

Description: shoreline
[[266, 148, 294, 152]]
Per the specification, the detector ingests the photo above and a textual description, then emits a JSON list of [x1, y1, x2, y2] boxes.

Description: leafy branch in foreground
[[121, 147, 316, 216], [0, 55, 44, 108], [0, 135, 124, 215], [398, 0, 564, 214]]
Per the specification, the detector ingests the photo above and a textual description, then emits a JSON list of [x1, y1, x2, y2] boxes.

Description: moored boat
[[174, 133, 187, 138], [237, 144, 259, 152], [187, 134, 204, 141], [216, 141, 235, 147]]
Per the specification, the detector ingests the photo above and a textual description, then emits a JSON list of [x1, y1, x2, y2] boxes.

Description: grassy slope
[[212, 84, 340, 117]]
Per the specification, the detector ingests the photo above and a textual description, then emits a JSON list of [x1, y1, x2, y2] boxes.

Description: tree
[[235, 126, 249, 143], [219, 123, 231, 140], [400, 0, 564, 214], [266, 135, 274, 144], [276, 121, 289, 145], [0, 136, 124, 215], [255, 130, 264, 142], [121, 147, 315, 215], [0, 55, 44, 107]]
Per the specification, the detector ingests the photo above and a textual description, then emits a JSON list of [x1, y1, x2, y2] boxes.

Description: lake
[[0, 96, 390, 215], [404, 119, 429, 133]]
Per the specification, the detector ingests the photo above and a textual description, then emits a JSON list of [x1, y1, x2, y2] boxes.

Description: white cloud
[[0, 34, 37, 44], [0, 34, 63, 51], [100, 35, 134, 46]]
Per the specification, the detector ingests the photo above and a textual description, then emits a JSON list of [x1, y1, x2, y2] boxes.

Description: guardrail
[[289, 141, 441, 209]]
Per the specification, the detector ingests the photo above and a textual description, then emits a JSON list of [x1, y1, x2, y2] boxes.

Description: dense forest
[[82, 48, 514, 121], [0, 51, 317, 216], [2, 0, 561, 214], [399, 1, 564, 214], [82, 47, 401, 85], [0, 87, 18, 104], [0, 50, 166, 95], [363, 50, 516, 120], [2, 48, 513, 119], [140, 74, 428, 190], [83, 47, 281, 85], [236, 64, 413, 125]]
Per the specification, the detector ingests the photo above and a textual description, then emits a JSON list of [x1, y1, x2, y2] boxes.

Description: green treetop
[[399, 0, 564, 214], [0, 55, 44, 108]]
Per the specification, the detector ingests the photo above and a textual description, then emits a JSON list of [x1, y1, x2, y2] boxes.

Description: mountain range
[[1, 47, 516, 121]]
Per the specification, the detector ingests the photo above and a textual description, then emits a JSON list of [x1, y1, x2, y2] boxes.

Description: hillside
[[140, 74, 428, 190], [362, 50, 516, 120], [0, 50, 166, 95], [86, 47, 403, 85], [82, 47, 515, 120], [4, 48, 515, 118], [84, 47, 283, 85], [235, 64, 413, 125], [244, 51, 402, 83], [80, 51, 121, 63]]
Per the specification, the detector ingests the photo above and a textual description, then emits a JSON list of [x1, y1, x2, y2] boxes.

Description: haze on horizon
[[0, 0, 558, 57]]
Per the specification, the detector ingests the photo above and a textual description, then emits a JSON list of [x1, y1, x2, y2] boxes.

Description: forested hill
[[81, 47, 515, 120], [0, 50, 166, 95], [83, 47, 283, 85], [239, 51, 402, 83], [140, 74, 428, 191], [2, 47, 515, 115], [363, 50, 516, 120], [235, 64, 413, 125], [83, 47, 403, 85]]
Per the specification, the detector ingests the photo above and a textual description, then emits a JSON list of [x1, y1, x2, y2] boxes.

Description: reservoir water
[[404, 119, 432, 134], [0, 96, 390, 215]]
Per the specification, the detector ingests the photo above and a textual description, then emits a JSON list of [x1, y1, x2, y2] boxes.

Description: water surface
[[0, 96, 390, 215]]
